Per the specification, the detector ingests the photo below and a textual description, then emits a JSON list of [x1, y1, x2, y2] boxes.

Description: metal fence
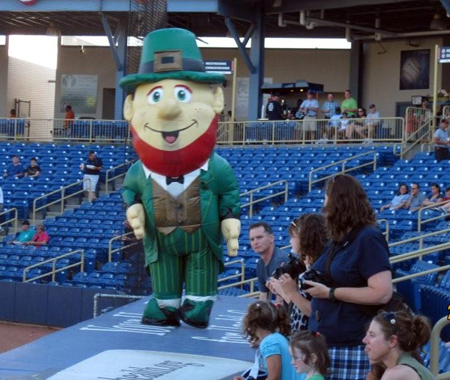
[[216, 117, 404, 145]]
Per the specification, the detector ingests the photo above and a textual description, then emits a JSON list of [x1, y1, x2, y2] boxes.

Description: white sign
[[48, 350, 252, 380]]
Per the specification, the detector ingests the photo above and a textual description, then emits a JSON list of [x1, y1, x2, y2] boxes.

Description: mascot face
[[124, 79, 224, 177]]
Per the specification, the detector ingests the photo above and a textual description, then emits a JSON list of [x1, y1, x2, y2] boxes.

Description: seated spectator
[[337, 112, 350, 139], [434, 119, 450, 162], [249, 222, 289, 302], [366, 104, 381, 139], [438, 187, 450, 214], [9, 109, 16, 118], [346, 107, 367, 140], [405, 183, 426, 212], [423, 183, 443, 206], [268, 214, 327, 333], [363, 311, 434, 380], [380, 183, 410, 212], [3, 155, 24, 178], [25, 157, 41, 178], [24, 225, 49, 247], [9, 220, 35, 244], [326, 107, 342, 140]]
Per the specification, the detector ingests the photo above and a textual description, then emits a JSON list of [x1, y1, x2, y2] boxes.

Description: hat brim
[[119, 71, 225, 91]]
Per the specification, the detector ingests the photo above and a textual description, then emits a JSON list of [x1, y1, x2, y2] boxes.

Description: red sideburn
[[131, 115, 218, 177]]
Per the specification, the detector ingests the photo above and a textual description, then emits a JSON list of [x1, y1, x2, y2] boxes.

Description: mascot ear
[[212, 86, 225, 115], [123, 94, 134, 121]]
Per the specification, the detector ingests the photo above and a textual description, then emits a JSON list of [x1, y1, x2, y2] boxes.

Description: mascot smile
[[120, 28, 241, 328]]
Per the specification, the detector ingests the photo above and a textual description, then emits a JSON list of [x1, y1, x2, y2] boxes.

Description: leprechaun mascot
[[119, 28, 241, 328]]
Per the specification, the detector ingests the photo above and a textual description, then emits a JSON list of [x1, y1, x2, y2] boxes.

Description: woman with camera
[[268, 213, 327, 333], [303, 174, 392, 380]]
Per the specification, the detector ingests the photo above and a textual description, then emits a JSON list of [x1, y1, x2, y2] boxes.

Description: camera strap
[[325, 225, 364, 281]]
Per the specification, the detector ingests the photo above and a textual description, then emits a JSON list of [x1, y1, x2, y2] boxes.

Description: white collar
[[142, 159, 209, 179]]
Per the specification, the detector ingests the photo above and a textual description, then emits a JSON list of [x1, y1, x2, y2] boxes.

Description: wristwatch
[[328, 287, 337, 302]]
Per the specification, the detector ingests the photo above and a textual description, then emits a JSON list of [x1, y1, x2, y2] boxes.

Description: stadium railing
[[217, 259, 245, 285], [0, 207, 18, 234], [23, 248, 85, 283], [430, 316, 450, 379], [389, 227, 450, 251], [395, 107, 433, 158], [417, 200, 450, 232], [105, 160, 134, 193], [216, 117, 404, 146], [31, 178, 91, 225], [108, 231, 139, 262], [308, 150, 378, 191], [241, 180, 289, 218]]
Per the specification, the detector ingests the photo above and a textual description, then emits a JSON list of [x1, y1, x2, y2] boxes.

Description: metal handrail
[[241, 180, 289, 218], [0, 208, 18, 234], [430, 317, 450, 379], [308, 150, 377, 192], [218, 276, 259, 298], [108, 231, 139, 262], [105, 160, 134, 193], [392, 262, 450, 284], [32, 178, 91, 225], [390, 241, 450, 264], [418, 199, 450, 232], [389, 227, 450, 250], [23, 249, 85, 283], [218, 259, 245, 285], [378, 218, 390, 241]]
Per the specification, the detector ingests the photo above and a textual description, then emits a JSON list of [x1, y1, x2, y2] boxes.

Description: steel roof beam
[[440, 0, 450, 16]]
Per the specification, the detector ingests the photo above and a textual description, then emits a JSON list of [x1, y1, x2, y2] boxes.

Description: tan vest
[[152, 178, 202, 235]]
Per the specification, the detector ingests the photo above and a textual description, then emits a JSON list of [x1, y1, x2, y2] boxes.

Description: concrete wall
[[0, 44, 8, 117], [55, 46, 117, 119], [362, 37, 443, 117]]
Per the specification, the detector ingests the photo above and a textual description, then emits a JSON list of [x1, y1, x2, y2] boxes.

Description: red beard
[[131, 115, 218, 177]]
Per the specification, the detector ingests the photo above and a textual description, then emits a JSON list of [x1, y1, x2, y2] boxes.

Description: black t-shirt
[[84, 157, 103, 176], [309, 226, 391, 346], [26, 165, 40, 176], [266, 101, 284, 120]]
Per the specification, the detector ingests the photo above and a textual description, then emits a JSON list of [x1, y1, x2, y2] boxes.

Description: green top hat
[[119, 28, 225, 91]]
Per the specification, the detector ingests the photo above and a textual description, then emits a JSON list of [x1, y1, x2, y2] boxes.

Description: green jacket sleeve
[[122, 161, 142, 205], [214, 154, 241, 220]]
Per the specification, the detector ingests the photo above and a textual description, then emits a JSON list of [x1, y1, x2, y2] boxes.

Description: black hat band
[[139, 57, 205, 75]]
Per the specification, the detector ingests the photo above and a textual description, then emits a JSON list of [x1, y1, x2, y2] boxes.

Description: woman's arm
[[382, 365, 421, 380], [391, 201, 407, 210], [305, 270, 393, 305], [265, 355, 282, 380]]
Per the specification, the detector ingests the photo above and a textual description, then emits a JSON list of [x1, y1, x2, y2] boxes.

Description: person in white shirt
[[300, 90, 319, 141]]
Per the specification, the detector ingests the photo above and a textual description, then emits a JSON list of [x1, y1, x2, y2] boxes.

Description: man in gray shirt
[[405, 183, 426, 212], [434, 119, 450, 162], [249, 222, 289, 301]]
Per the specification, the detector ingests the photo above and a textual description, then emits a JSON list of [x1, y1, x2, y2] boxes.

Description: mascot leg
[[143, 253, 184, 327], [179, 246, 221, 329]]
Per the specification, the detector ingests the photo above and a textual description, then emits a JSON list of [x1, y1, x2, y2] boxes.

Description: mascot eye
[[147, 88, 164, 104], [174, 86, 192, 103]]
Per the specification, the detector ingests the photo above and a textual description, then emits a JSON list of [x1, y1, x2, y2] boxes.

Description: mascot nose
[[158, 99, 182, 120]]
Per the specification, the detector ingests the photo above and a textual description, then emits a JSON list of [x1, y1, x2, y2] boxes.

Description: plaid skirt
[[326, 345, 370, 380]]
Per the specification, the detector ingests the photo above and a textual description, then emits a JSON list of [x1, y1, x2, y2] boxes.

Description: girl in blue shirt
[[239, 301, 300, 380]]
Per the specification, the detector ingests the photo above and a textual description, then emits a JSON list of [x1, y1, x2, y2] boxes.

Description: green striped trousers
[[149, 228, 221, 300]]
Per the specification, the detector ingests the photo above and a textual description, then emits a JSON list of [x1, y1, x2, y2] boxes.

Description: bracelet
[[328, 287, 337, 303]]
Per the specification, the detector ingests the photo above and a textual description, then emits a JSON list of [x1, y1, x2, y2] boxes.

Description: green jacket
[[122, 152, 241, 267]]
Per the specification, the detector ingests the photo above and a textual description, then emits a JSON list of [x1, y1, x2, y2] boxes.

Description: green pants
[[149, 228, 221, 300]]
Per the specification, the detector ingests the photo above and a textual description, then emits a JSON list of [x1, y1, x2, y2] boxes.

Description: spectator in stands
[[337, 112, 350, 139], [325, 107, 342, 141], [24, 224, 49, 247], [9, 109, 16, 118], [268, 213, 327, 333], [366, 104, 381, 140], [304, 174, 392, 380], [81, 150, 103, 202], [249, 222, 289, 301], [3, 155, 24, 178], [266, 92, 284, 121], [239, 301, 296, 380], [9, 220, 36, 244], [300, 90, 319, 141], [321, 93, 339, 119], [25, 157, 41, 178], [290, 330, 330, 380], [345, 108, 367, 140], [438, 187, 450, 214], [405, 183, 426, 212], [423, 183, 443, 206], [341, 89, 358, 118], [434, 119, 450, 162], [363, 311, 435, 380], [64, 105, 75, 136], [380, 183, 410, 212]]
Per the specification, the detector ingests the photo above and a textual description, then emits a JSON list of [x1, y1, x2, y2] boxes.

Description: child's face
[[289, 232, 300, 254], [289, 346, 312, 374], [446, 190, 450, 198]]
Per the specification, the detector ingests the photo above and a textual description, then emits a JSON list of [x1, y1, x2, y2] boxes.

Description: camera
[[272, 253, 306, 280], [299, 268, 333, 291]]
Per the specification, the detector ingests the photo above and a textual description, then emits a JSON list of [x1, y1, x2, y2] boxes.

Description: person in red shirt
[[24, 224, 49, 248], [64, 105, 75, 136]]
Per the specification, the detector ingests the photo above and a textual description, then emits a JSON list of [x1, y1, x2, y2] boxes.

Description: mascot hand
[[221, 218, 241, 257], [127, 203, 146, 240]]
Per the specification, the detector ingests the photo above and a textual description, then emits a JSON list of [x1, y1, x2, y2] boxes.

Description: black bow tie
[[166, 176, 184, 185]]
